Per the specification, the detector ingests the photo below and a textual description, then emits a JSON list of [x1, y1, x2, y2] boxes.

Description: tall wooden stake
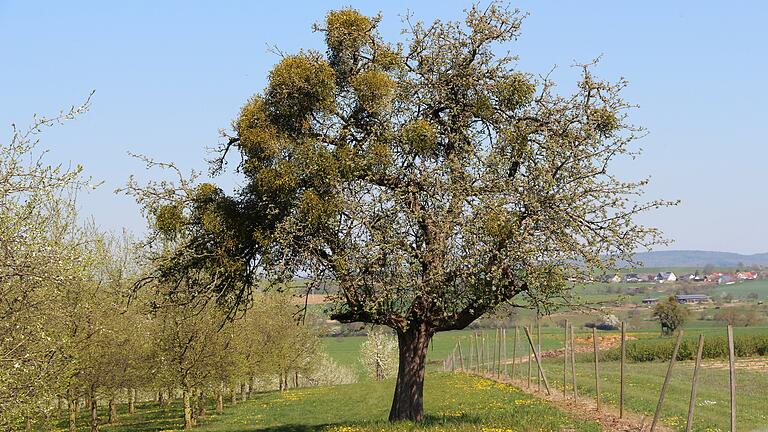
[[468, 336, 474, 371], [728, 325, 736, 432], [563, 320, 569, 398], [686, 334, 705, 432], [475, 332, 481, 374], [527, 327, 532, 387], [512, 326, 518, 380], [482, 332, 486, 373], [492, 329, 498, 376], [497, 328, 502, 378], [537, 317, 542, 391], [593, 327, 600, 411], [620, 321, 626, 419], [524, 326, 551, 395], [458, 340, 465, 371], [570, 324, 577, 398], [502, 328, 508, 377], [650, 330, 684, 432]]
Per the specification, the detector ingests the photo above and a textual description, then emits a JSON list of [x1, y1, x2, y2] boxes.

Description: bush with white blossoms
[[360, 328, 398, 381]]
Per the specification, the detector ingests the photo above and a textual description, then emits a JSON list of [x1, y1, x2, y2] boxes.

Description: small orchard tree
[[124, 4, 672, 422], [653, 296, 688, 335], [0, 96, 93, 429], [361, 328, 398, 381], [149, 302, 234, 430]]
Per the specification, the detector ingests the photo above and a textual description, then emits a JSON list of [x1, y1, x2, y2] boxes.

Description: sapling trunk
[[108, 397, 117, 424], [182, 389, 193, 430], [67, 388, 77, 432], [128, 388, 136, 414], [89, 385, 98, 432]]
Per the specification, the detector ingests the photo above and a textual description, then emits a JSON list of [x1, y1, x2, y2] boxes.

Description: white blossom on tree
[[360, 328, 398, 381]]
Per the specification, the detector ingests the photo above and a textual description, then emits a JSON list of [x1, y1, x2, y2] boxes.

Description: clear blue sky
[[1, 1, 766, 253]]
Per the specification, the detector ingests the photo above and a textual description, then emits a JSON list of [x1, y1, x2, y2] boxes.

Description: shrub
[[600, 334, 768, 362]]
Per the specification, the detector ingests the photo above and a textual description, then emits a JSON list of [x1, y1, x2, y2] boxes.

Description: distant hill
[[625, 250, 768, 268]]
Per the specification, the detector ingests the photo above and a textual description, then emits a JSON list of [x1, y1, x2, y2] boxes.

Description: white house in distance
[[656, 272, 677, 283]]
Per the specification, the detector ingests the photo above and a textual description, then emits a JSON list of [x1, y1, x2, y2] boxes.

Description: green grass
[[712, 280, 768, 300], [47, 399, 194, 431], [46, 374, 601, 432], [533, 357, 768, 432]]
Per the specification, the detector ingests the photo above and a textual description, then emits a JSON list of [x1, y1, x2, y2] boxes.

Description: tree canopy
[[125, 3, 672, 422]]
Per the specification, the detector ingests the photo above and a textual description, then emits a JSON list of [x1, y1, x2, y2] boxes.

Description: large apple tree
[[126, 4, 671, 422]]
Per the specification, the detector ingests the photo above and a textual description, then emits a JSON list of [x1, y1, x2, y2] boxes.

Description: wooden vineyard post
[[502, 328, 508, 377], [620, 321, 626, 419], [468, 336, 474, 371], [537, 317, 542, 391], [728, 325, 736, 432], [570, 324, 577, 398], [451, 346, 456, 372], [475, 333, 481, 374], [524, 326, 551, 395], [491, 328, 499, 375], [593, 327, 600, 411], [458, 340, 465, 371], [527, 326, 532, 387], [482, 332, 487, 373], [563, 319, 569, 397], [650, 330, 684, 432], [497, 328, 502, 378], [512, 326, 518, 380], [685, 334, 705, 432]]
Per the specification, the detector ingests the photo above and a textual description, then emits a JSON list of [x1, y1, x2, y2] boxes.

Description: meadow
[[50, 374, 601, 432], [535, 357, 768, 432]]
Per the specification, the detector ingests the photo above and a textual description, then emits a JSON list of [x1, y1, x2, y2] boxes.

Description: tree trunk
[[240, 381, 247, 400], [128, 388, 136, 414], [230, 387, 237, 405], [89, 385, 99, 432], [67, 388, 77, 432], [182, 389, 193, 430], [248, 376, 255, 399], [388, 324, 431, 422], [197, 390, 207, 418], [216, 382, 224, 413], [108, 397, 117, 424]]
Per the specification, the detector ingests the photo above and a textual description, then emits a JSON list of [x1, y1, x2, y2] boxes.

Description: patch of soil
[[699, 357, 768, 371]]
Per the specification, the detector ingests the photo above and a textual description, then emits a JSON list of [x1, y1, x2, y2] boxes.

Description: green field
[[325, 321, 768, 379], [49, 374, 600, 432], [535, 357, 768, 432], [712, 280, 768, 300]]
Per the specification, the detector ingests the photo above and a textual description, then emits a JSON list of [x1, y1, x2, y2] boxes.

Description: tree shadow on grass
[[242, 413, 489, 432]]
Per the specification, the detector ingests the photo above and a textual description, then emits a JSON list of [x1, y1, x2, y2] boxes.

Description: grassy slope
[[712, 280, 768, 300], [199, 373, 600, 432], [536, 357, 768, 432], [51, 374, 600, 432]]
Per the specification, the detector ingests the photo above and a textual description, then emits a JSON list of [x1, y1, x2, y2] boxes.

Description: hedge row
[[592, 334, 768, 362]]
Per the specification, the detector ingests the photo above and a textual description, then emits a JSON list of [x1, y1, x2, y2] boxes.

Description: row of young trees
[[0, 104, 356, 431]]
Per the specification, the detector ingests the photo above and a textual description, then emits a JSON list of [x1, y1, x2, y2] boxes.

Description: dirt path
[[470, 371, 669, 432]]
